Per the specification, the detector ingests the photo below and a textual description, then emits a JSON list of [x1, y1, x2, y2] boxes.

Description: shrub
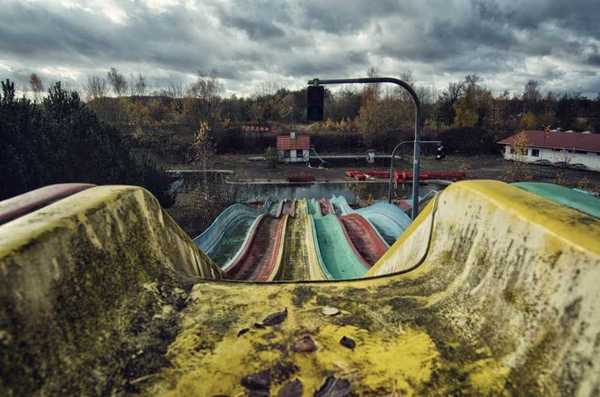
[[435, 127, 498, 155], [265, 146, 278, 168], [0, 79, 174, 207]]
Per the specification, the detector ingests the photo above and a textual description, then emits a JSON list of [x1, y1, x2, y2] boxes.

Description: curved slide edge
[[0, 185, 222, 396], [369, 180, 600, 276], [222, 213, 266, 273], [363, 179, 600, 394], [194, 203, 262, 255], [358, 202, 412, 245], [139, 180, 600, 396], [0, 183, 95, 226]]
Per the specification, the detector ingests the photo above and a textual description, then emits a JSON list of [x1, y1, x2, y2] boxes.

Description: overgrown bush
[[265, 146, 278, 168], [435, 127, 498, 155], [0, 79, 174, 207]]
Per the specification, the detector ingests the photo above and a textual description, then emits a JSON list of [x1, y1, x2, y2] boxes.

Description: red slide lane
[[0, 183, 95, 226], [249, 215, 287, 281], [225, 215, 285, 280], [340, 213, 388, 266]]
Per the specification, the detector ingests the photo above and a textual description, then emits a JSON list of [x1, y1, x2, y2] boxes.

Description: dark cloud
[[221, 15, 285, 40], [297, 0, 407, 34], [0, 0, 598, 96]]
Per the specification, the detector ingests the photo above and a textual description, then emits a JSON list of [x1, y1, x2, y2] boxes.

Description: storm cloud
[[1, 0, 599, 96]]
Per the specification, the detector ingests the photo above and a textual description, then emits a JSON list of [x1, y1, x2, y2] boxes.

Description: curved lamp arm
[[309, 77, 422, 219]]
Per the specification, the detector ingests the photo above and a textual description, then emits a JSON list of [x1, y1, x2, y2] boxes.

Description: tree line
[[18, 67, 600, 155]]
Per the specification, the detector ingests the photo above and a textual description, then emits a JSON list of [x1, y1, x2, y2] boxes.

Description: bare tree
[[29, 73, 44, 100], [186, 71, 222, 101], [131, 73, 147, 96], [523, 80, 542, 112], [255, 80, 281, 97], [162, 80, 184, 98], [84, 75, 108, 100], [191, 121, 215, 197], [107, 67, 128, 96], [361, 66, 379, 106]]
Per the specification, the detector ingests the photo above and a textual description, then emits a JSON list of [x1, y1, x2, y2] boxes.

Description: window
[[531, 149, 540, 157], [510, 147, 515, 154]]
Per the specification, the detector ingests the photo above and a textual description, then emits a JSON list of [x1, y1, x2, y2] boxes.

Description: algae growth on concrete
[[2, 181, 600, 396], [140, 281, 510, 396]]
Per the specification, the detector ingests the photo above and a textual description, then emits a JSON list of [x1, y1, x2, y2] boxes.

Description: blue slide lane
[[193, 204, 264, 267]]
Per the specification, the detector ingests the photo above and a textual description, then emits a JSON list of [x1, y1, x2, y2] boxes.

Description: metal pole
[[387, 140, 412, 203], [388, 140, 442, 204], [410, 109, 421, 220]]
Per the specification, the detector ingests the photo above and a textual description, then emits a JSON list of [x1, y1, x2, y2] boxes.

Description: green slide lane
[[312, 214, 368, 280], [513, 182, 600, 218]]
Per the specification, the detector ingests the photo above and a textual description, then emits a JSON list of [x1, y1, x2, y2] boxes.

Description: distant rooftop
[[277, 134, 310, 151], [498, 130, 600, 153]]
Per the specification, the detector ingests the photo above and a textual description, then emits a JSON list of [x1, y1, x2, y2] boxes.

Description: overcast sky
[[1, 0, 599, 97]]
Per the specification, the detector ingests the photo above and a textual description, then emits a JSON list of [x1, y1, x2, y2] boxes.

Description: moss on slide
[[0, 187, 217, 396], [142, 282, 511, 396]]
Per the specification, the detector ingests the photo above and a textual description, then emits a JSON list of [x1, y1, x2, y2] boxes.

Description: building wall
[[278, 149, 308, 163], [502, 145, 600, 171]]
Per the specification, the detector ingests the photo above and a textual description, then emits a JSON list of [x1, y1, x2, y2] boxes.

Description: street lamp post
[[387, 140, 441, 204], [308, 77, 422, 219]]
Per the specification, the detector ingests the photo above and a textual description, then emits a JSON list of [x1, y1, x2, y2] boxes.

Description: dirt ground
[[169, 153, 600, 189]]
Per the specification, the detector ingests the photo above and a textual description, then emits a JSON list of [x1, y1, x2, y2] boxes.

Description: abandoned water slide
[[1, 180, 599, 395]]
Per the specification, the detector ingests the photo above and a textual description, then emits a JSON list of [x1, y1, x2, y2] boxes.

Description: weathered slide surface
[[276, 200, 327, 280], [339, 213, 388, 265], [357, 201, 412, 244], [514, 181, 600, 218], [312, 215, 369, 279], [140, 181, 600, 396], [193, 203, 263, 266], [0, 183, 95, 225], [0, 186, 221, 396], [331, 195, 410, 245], [3, 181, 600, 396], [225, 214, 288, 281]]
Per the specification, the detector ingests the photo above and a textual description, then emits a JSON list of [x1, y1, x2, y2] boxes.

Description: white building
[[498, 130, 600, 172]]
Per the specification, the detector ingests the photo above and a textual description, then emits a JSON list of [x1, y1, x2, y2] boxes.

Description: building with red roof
[[276, 132, 310, 163], [497, 130, 600, 172]]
